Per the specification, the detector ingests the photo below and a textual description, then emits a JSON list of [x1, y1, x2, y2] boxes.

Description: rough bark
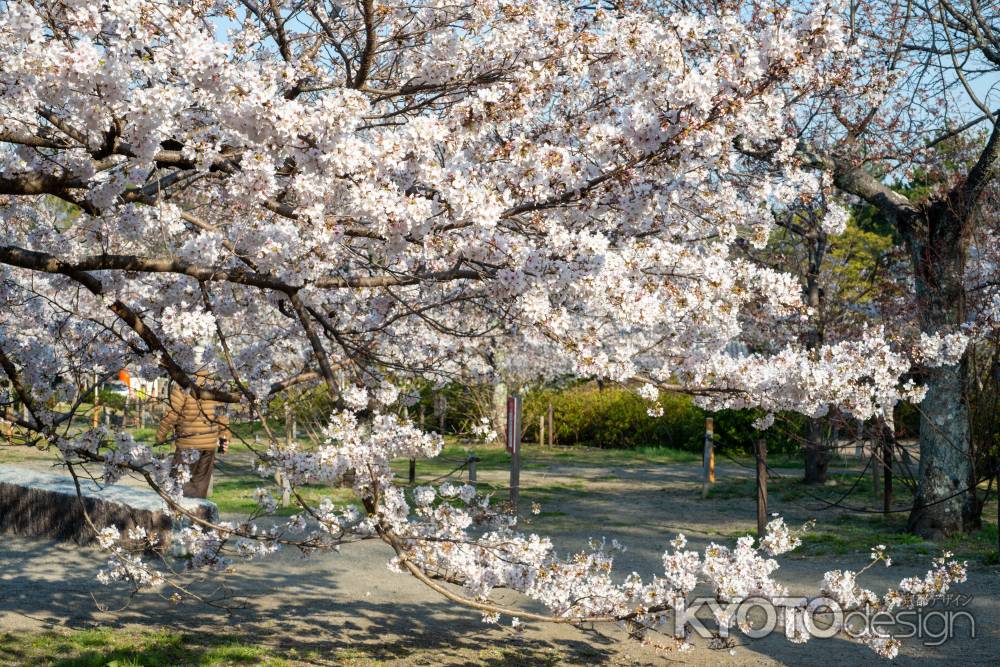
[[803, 417, 832, 484], [906, 361, 973, 538], [794, 143, 986, 537], [904, 202, 976, 538]]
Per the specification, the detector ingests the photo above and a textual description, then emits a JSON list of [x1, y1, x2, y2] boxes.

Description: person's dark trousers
[[172, 448, 216, 498]]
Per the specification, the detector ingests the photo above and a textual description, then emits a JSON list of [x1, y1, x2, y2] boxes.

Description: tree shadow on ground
[[0, 535, 626, 665]]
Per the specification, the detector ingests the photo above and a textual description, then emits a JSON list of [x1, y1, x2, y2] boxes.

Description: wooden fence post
[[756, 439, 767, 538], [855, 419, 864, 460], [701, 417, 714, 498], [507, 395, 522, 512], [539, 414, 545, 446], [547, 402, 554, 447], [872, 449, 882, 501]]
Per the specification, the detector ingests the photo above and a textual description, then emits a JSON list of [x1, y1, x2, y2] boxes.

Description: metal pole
[[510, 438, 520, 512], [93, 373, 100, 429], [756, 439, 768, 539], [279, 402, 292, 507], [507, 395, 522, 513]]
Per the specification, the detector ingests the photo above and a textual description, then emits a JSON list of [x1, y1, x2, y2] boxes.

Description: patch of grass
[[0, 444, 41, 463], [943, 522, 999, 562], [475, 646, 563, 667], [706, 477, 756, 500], [387, 443, 701, 482], [708, 470, 914, 506], [210, 477, 355, 517], [524, 480, 589, 498], [709, 473, 998, 564], [130, 427, 157, 443], [541, 445, 700, 466], [0, 628, 292, 667]]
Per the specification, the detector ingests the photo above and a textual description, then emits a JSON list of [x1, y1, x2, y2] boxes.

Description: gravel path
[[0, 453, 997, 665]]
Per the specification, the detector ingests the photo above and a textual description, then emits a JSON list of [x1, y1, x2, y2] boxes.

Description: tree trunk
[[907, 361, 973, 538], [803, 417, 831, 484], [492, 376, 507, 446], [905, 203, 977, 538], [802, 231, 829, 484]]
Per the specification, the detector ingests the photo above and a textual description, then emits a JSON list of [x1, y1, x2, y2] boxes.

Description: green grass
[[796, 515, 927, 556], [792, 513, 998, 562], [210, 478, 356, 517], [707, 470, 910, 505], [0, 627, 579, 666], [385, 443, 700, 482], [0, 628, 293, 667], [708, 472, 999, 563]]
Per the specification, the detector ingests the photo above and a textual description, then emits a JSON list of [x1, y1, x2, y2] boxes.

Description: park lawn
[[0, 626, 578, 666], [386, 442, 701, 479], [210, 477, 357, 517], [794, 514, 999, 563], [709, 471, 1000, 563], [0, 627, 300, 667]]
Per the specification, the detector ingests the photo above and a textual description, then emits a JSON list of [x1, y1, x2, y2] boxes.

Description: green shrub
[[520, 382, 804, 454], [712, 408, 806, 456], [523, 383, 694, 450], [317, 376, 807, 454], [96, 388, 127, 413]]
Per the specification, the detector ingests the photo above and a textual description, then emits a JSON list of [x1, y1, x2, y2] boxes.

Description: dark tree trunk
[[904, 202, 977, 538], [802, 231, 830, 485], [803, 416, 831, 484]]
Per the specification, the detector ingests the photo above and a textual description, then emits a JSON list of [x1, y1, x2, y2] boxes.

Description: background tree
[[743, 0, 1000, 537], [0, 0, 973, 654]]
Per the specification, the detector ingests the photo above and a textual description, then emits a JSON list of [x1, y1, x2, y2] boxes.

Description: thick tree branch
[[0, 246, 483, 290]]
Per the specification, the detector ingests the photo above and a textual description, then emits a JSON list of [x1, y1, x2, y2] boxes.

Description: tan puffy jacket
[[156, 381, 230, 450]]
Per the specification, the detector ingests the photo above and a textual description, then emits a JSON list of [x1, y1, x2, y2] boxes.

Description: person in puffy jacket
[[156, 372, 230, 498]]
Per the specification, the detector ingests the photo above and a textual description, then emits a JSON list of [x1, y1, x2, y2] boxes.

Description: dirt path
[[0, 454, 997, 665]]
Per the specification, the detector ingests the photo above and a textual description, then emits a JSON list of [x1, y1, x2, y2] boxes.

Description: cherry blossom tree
[[739, 0, 1000, 538], [0, 0, 970, 656]]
